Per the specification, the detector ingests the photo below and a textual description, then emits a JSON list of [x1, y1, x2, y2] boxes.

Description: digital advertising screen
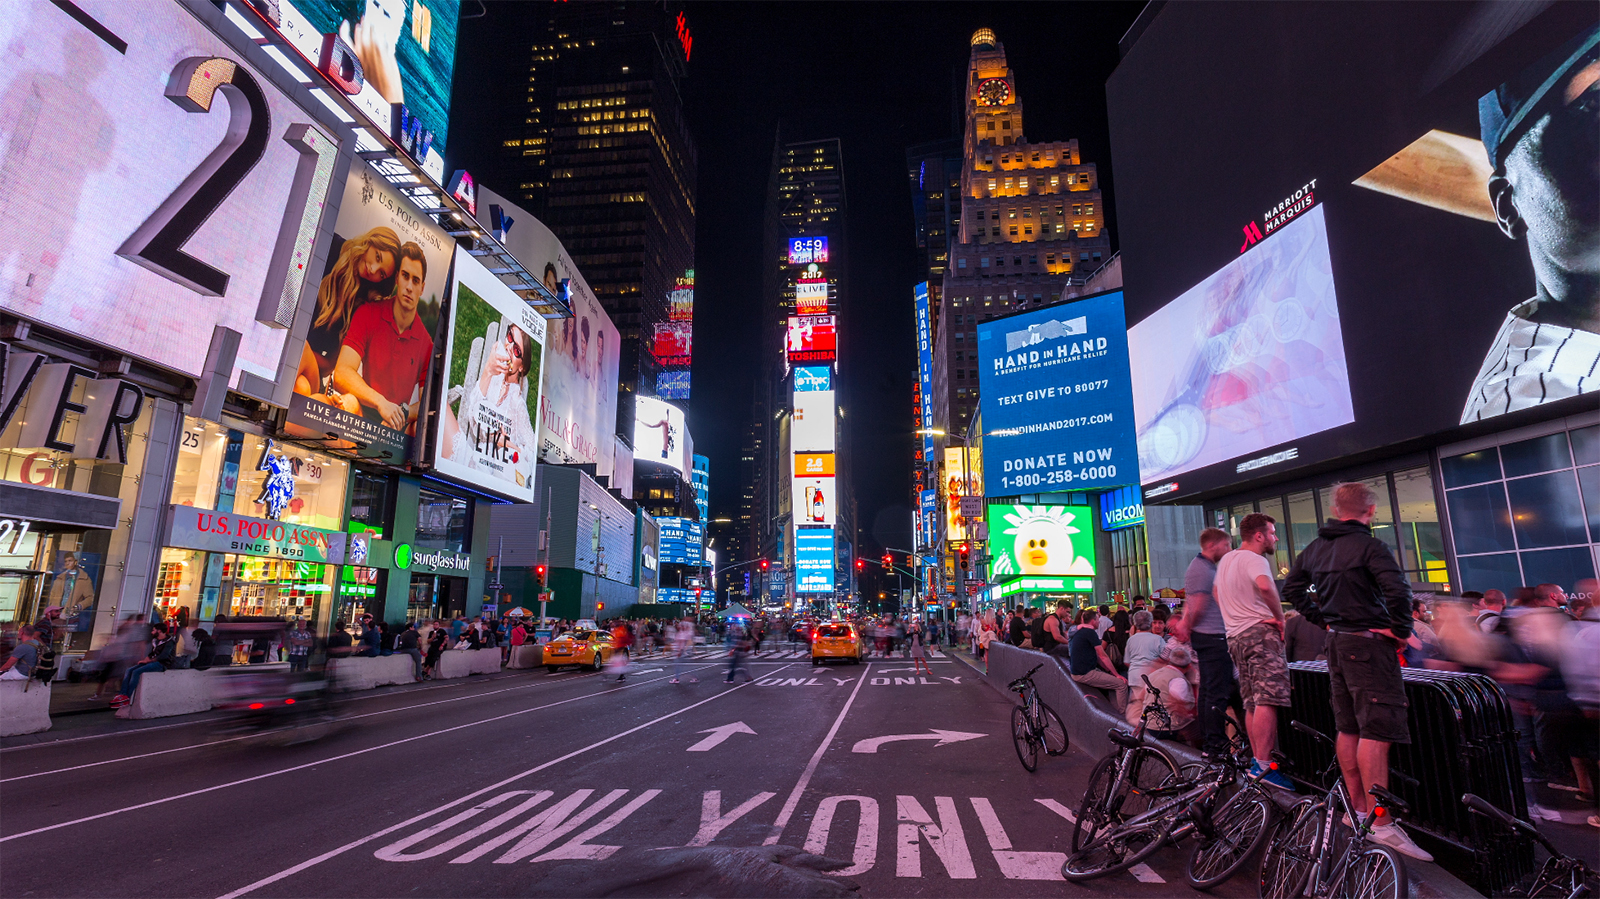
[[788, 236, 829, 266], [657, 517, 704, 565], [669, 271, 695, 321], [657, 370, 692, 399], [1108, 6, 1599, 499], [975, 291, 1140, 496], [794, 366, 832, 392], [942, 447, 982, 542], [433, 250, 546, 500], [915, 284, 936, 473], [1099, 485, 1145, 532], [792, 390, 836, 453], [1130, 206, 1354, 485], [795, 527, 835, 594], [795, 268, 829, 314], [657, 587, 703, 604], [241, 0, 460, 170], [287, 159, 455, 460], [786, 315, 837, 363], [0, 2, 342, 394], [477, 186, 620, 481], [652, 321, 693, 366], [633, 395, 688, 475], [919, 490, 938, 550], [791, 476, 835, 527], [986, 504, 1098, 579]]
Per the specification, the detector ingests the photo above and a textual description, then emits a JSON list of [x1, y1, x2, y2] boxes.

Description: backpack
[[31, 643, 58, 684]]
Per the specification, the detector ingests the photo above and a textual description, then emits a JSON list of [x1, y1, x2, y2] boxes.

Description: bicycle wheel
[[1038, 702, 1069, 756], [1336, 844, 1407, 899], [1062, 817, 1169, 882], [1073, 745, 1180, 850], [1259, 800, 1324, 899], [1011, 705, 1040, 772], [1185, 787, 1274, 890]]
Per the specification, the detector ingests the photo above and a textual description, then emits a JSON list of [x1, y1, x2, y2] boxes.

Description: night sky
[[454, 1, 1144, 557]]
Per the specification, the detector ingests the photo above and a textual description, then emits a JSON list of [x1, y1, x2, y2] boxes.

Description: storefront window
[[1258, 496, 1290, 577], [1320, 478, 1399, 558], [349, 471, 391, 534], [1392, 467, 1446, 585], [1286, 491, 1318, 563], [416, 489, 469, 553], [168, 419, 235, 510], [236, 440, 348, 530]]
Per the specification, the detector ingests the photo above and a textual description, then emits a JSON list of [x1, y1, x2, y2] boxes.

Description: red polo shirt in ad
[[341, 300, 434, 405]]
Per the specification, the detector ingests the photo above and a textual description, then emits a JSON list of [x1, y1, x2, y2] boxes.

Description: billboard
[[287, 158, 454, 459], [633, 395, 688, 475], [240, 0, 460, 170], [477, 186, 620, 481], [669, 271, 695, 321], [975, 291, 1140, 495], [792, 390, 836, 453], [986, 504, 1098, 579], [788, 236, 829, 265], [657, 370, 692, 399], [795, 265, 829, 314], [1131, 206, 1354, 484], [657, 517, 704, 565], [794, 366, 832, 392], [786, 315, 837, 362], [914, 284, 936, 474], [942, 447, 982, 542], [433, 250, 546, 499], [0, 2, 341, 393], [796, 527, 835, 593], [794, 452, 835, 478], [1099, 485, 1145, 532], [1107, 8, 1600, 498], [652, 321, 693, 366], [792, 477, 835, 526]]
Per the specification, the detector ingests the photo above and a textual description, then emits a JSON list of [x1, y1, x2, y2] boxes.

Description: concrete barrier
[[507, 644, 544, 669], [436, 648, 502, 679], [981, 642, 1202, 767], [120, 668, 216, 720], [0, 680, 51, 736], [329, 654, 416, 691]]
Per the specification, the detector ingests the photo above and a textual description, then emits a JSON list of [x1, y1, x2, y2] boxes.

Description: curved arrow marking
[[851, 730, 986, 753]]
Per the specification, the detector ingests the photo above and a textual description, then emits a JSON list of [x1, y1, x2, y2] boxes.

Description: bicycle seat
[[1369, 785, 1410, 818], [1107, 728, 1144, 749]]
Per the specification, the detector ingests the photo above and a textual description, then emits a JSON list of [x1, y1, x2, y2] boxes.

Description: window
[[986, 122, 995, 131], [1001, 120, 1011, 129], [1081, 252, 1090, 262], [980, 257, 990, 268], [1023, 208, 1032, 218], [957, 258, 967, 269], [1007, 208, 1016, 219], [996, 257, 1005, 266], [991, 211, 1000, 221], [415, 490, 470, 553], [1046, 254, 1055, 264], [349, 472, 390, 533], [956, 370, 965, 380], [1009, 226, 1018, 236], [987, 179, 997, 192], [1024, 226, 1032, 235]]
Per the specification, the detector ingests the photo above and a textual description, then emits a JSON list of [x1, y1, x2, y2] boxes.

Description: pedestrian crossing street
[[628, 647, 954, 661]]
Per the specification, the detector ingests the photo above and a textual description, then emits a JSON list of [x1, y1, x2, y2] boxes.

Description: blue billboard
[[794, 366, 832, 392], [657, 587, 704, 604], [914, 283, 935, 467], [976, 291, 1139, 495], [918, 490, 938, 550], [657, 370, 692, 399], [796, 527, 835, 594], [657, 517, 704, 565], [1100, 484, 1146, 531]]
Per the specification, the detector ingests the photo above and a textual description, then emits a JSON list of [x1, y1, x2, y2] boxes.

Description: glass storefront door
[[1, 526, 111, 651]]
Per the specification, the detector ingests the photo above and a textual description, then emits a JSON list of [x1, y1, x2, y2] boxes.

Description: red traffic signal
[[958, 544, 970, 570], [881, 553, 892, 572], [855, 559, 864, 571], [535, 564, 547, 578], [759, 559, 769, 571]]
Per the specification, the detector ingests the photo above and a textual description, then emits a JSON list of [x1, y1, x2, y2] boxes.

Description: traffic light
[[881, 553, 892, 572], [759, 559, 769, 571], [534, 564, 547, 587], [958, 544, 970, 570], [855, 559, 864, 571]]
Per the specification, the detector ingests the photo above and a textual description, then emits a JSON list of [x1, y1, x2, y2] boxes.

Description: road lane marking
[[1129, 863, 1165, 883], [896, 796, 977, 879], [763, 662, 871, 845], [851, 730, 986, 753], [213, 664, 791, 898], [971, 798, 1066, 881], [803, 796, 878, 876], [686, 722, 756, 752], [373, 791, 554, 862], [687, 790, 776, 847], [529, 789, 662, 862], [1035, 798, 1077, 823]]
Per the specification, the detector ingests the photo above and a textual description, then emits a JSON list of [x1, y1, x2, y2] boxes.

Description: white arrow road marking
[[686, 790, 776, 847], [970, 798, 1065, 881], [686, 721, 756, 752], [851, 730, 986, 753]]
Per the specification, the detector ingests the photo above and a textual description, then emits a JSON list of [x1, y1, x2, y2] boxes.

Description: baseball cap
[[1159, 640, 1192, 667], [1479, 26, 1599, 172]]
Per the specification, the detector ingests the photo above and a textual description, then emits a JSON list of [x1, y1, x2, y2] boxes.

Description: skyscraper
[[482, 2, 698, 425]]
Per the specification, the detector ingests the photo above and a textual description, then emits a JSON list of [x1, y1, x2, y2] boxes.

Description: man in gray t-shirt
[[1172, 527, 1240, 757], [0, 626, 41, 680]]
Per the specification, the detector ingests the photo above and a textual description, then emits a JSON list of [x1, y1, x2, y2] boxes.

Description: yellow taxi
[[811, 621, 864, 666], [543, 628, 614, 673]]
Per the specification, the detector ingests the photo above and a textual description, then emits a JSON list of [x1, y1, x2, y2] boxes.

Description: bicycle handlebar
[[1290, 720, 1333, 745], [1008, 664, 1045, 692]]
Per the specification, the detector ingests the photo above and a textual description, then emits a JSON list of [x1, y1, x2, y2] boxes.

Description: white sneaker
[[1368, 822, 1433, 862], [669, 678, 679, 684]]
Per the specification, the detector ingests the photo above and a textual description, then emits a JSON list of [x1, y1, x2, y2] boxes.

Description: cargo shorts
[[1327, 631, 1410, 744], [1227, 622, 1291, 711]]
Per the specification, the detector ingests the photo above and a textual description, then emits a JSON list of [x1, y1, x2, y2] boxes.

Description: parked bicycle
[[1071, 674, 1184, 850], [1462, 793, 1596, 898], [1258, 721, 1409, 899], [1007, 663, 1068, 771]]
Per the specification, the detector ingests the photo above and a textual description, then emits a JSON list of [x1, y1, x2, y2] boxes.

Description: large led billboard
[[915, 284, 936, 477], [1130, 206, 1354, 484], [1107, 8, 1599, 499], [478, 187, 620, 482], [0, 2, 341, 396], [795, 366, 832, 392], [634, 396, 688, 475], [669, 271, 695, 321], [796, 527, 835, 593], [986, 504, 1098, 579], [287, 158, 454, 460], [975, 291, 1140, 495], [433, 251, 546, 499], [652, 321, 693, 366], [240, 0, 460, 171], [657, 370, 692, 399], [942, 447, 982, 542], [788, 236, 829, 265], [657, 517, 704, 565], [786, 315, 837, 363], [795, 265, 829, 314], [792, 452, 836, 527], [792, 390, 836, 453]]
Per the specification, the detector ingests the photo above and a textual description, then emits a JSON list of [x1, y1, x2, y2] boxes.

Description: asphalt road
[[0, 646, 1261, 898]]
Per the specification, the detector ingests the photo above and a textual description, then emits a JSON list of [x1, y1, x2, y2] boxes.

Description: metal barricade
[[1283, 661, 1536, 896]]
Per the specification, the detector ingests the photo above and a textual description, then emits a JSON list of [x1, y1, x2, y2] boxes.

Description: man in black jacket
[[1282, 482, 1430, 862]]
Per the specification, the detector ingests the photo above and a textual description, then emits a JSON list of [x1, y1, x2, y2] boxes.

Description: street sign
[[960, 495, 984, 518]]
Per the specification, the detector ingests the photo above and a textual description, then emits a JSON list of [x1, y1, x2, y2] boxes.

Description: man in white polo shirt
[[1214, 512, 1292, 789]]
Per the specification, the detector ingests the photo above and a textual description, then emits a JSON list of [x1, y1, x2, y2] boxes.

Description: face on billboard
[[287, 160, 453, 459], [786, 315, 837, 362], [976, 291, 1139, 495], [987, 505, 1097, 578], [942, 447, 982, 541], [796, 527, 835, 594], [1131, 206, 1354, 484], [0, 3, 342, 392], [1107, 10, 1599, 498], [792, 390, 835, 453], [476, 187, 620, 479], [634, 396, 687, 475], [788, 236, 829, 265], [434, 251, 546, 499]]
